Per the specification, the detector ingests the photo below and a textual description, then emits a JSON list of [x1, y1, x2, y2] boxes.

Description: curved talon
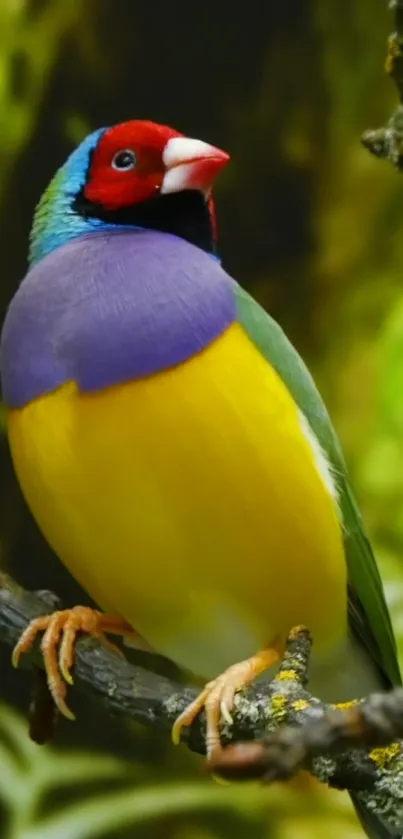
[[42, 612, 75, 718], [59, 623, 78, 685], [172, 643, 282, 758], [220, 696, 234, 726], [171, 685, 211, 746], [12, 607, 134, 720], [12, 616, 50, 669]]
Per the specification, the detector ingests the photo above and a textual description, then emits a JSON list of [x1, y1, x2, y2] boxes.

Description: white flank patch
[[298, 410, 340, 508]]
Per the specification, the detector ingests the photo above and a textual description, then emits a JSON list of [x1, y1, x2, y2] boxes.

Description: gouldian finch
[[1, 120, 400, 839]]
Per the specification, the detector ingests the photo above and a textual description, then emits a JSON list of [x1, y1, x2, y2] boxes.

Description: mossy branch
[[362, 0, 403, 167], [1, 574, 403, 831]]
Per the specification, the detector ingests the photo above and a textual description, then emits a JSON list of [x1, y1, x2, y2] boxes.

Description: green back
[[235, 282, 401, 687]]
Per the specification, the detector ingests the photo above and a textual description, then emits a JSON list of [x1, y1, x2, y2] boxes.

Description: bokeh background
[[1, 1, 403, 837]]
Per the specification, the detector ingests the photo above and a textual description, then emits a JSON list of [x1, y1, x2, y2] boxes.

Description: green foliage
[[0, 0, 85, 203], [0, 704, 363, 839]]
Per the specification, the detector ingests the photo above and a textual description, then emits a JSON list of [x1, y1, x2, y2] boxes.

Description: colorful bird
[[1, 120, 400, 839]]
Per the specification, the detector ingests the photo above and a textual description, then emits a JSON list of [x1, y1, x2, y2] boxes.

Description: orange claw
[[12, 607, 134, 720], [172, 642, 282, 758]]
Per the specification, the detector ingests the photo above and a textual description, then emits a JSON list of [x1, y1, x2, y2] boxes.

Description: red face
[[84, 120, 229, 213]]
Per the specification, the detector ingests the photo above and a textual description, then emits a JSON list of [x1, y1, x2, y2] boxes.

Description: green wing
[[235, 282, 401, 687]]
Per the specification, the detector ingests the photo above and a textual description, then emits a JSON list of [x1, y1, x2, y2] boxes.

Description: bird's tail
[[351, 792, 400, 839]]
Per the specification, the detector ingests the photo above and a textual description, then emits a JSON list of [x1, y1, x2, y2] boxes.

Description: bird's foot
[[172, 643, 281, 757], [12, 607, 133, 719]]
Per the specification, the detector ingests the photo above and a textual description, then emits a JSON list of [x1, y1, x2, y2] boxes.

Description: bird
[[0, 119, 400, 839]]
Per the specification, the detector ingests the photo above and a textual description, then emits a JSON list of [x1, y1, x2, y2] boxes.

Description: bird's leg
[[12, 607, 136, 719], [172, 641, 282, 757]]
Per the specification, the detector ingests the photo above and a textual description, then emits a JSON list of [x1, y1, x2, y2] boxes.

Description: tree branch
[[362, 0, 403, 166], [1, 573, 403, 829]]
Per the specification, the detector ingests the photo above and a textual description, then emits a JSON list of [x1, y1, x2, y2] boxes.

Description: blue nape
[[28, 127, 141, 267]]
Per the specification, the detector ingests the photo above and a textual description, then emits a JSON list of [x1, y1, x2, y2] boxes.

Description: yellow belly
[[7, 322, 347, 679]]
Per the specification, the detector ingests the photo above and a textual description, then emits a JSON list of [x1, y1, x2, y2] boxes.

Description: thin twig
[[362, 0, 403, 167]]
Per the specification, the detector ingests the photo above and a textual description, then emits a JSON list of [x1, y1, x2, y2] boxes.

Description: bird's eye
[[111, 149, 137, 171]]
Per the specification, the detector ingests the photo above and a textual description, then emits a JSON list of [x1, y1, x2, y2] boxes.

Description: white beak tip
[[161, 136, 229, 195]]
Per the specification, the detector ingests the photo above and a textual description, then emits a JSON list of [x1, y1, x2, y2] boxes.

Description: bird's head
[[29, 120, 230, 266]]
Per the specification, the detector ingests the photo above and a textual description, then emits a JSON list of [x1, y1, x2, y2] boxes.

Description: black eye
[[112, 149, 136, 171]]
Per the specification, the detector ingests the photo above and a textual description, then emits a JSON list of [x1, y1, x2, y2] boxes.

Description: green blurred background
[[1, 1, 403, 837]]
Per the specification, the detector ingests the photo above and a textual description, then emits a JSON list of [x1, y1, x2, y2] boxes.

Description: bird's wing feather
[[234, 281, 401, 688]]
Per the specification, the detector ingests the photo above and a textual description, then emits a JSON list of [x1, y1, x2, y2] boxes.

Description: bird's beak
[[161, 136, 230, 195]]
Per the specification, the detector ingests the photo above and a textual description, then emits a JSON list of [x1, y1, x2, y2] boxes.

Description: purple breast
[[1, 230, 236, 408]]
